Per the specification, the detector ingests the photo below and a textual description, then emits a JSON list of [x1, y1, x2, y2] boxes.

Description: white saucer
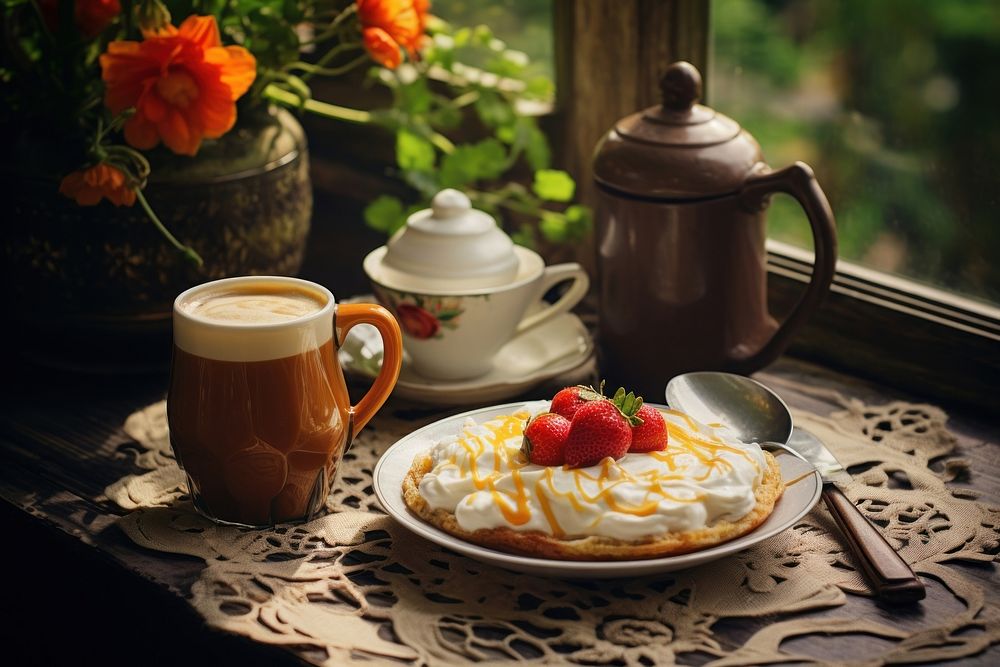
[[373, 402, 822, 578], [339, 304, 594, 406]]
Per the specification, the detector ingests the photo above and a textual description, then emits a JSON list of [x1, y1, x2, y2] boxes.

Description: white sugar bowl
[[363, 189, 589, 380]]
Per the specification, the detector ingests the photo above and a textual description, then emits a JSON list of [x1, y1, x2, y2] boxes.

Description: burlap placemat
[[105, 383, 1000, 665]]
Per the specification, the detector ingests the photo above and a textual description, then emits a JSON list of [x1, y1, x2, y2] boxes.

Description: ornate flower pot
[[3, 107, 312, 372]]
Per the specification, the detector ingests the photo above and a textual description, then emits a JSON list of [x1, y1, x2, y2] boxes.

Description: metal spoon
[[665, 371, 925, 604]]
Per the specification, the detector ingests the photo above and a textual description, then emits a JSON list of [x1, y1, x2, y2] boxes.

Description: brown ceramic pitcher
[[592, 62, 837, 398]]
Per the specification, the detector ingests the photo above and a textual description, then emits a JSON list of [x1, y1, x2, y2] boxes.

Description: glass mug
[[167, 276, 402, 527]]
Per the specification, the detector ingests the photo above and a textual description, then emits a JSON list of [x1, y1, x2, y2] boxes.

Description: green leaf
[[533, 169, 576, 202], [485, 54, 526, 78], [525, 76, 555, 100], [453, 27, 471, 47], [401, 169, 440, 198], [436, 309, 463, 321], [610, 387, 643, 424], [496, 125, 516, 144], [474, 90, 515, 129], [425, 34, 457, 70], [429, 97, 462, 129], [564, 204, 592, 239], [538, 205, 591, 244], [539, 212, 568, 242], [495, 118, 550, 170], [396, 77, 432, 115], [472, 25, 494, 46], [364, 196, 406, 234], [524, 123, 551, 171], [439, 138, 507, 188], [396, 129, 435, 172]]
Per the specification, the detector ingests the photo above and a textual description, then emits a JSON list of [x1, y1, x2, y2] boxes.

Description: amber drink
[[168, 276, 402, 527]]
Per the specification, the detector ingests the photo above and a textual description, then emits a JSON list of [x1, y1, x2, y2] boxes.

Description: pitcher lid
[[593, 61, 764, 199], [379, 189, 519, 288]]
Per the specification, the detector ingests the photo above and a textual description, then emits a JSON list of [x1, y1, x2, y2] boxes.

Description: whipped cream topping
[[417, 402, 769, 540]]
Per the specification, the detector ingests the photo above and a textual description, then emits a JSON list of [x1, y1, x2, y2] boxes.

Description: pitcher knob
[[660, 61, 702, 112]]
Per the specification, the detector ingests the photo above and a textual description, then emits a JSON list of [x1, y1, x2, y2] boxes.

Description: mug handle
[[732, 161, 838, 371], [336, 303, 403, 434], [515, 263, 590, 334]]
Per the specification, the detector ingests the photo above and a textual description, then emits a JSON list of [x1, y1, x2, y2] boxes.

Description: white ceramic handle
[[515, 263, 590, 334]]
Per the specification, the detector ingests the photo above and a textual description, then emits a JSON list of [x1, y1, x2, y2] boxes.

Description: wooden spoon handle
[[822, 484, 925, 604]]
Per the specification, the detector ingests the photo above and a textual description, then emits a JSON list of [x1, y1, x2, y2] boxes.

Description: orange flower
[[100, 15, 257, 156], [59, 163, 136, 206], [357, 0, 430, 69], [39, 0, 122, 39]]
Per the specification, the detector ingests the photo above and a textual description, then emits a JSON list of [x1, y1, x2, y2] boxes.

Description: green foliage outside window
[[713, 0, 1000, 303]]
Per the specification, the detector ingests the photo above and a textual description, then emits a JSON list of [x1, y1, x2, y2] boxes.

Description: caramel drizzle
[[440, 409, 763, 536]]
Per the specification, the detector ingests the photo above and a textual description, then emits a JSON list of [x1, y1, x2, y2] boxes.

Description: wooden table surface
[[1, 349, 997, 666]]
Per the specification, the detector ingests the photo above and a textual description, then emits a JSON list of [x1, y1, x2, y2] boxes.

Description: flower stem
[[135, 189, 203, 266], [290, 53, 369, 79], [298, 41, 363, 79], [450, 91, 480, 108], [312, 4, 358, 42], [429, 132, 456, 154], [468, 187, 541, 217], [263, 86, 455, 154], [264, 84, 372, 124], [332, 4, 358, 27]]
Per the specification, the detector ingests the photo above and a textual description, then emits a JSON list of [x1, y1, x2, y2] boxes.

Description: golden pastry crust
[[402, 450, 784, 561]]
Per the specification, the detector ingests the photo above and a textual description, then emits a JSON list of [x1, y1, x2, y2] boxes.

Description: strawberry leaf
[[611, 387, 644, 426], [575, 384, 604, 401]]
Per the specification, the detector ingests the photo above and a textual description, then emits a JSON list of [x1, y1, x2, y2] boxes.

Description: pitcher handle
[[336, 303, 403, 434], [733, 161, 838, 372]]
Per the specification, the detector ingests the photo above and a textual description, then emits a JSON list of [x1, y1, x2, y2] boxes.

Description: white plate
[[340, 309, 594, 406], [373, 402, 823, 578]]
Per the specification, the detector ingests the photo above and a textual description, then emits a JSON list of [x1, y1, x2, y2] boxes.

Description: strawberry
[[550, 383, 604, 420], [630, 404, 668, 452], [521, 412, 571, 466], [563, 388, 643, 468]]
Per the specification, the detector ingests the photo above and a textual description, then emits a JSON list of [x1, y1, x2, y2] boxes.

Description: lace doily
[[105, 387, 1000, 665]]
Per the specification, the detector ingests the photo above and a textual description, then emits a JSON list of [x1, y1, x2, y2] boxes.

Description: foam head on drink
[[168, 280, 350, 526]]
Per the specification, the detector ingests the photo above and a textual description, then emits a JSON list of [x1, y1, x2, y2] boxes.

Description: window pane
[[712, 0, 1000, 303], [431, 0, 554, 83]]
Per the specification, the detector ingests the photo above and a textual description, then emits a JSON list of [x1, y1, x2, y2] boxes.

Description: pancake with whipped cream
[[402, 403, 783, 560]]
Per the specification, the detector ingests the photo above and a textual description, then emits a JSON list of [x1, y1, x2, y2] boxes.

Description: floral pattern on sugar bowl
[[374, 286, 484, 340]]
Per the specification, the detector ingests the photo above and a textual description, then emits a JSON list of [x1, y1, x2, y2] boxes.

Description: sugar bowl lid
[[592, 61, 764, 200], [378, 189, 519, 289]]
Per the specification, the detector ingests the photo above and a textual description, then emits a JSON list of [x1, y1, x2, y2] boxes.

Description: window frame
[[767, 241, 999, 413]]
